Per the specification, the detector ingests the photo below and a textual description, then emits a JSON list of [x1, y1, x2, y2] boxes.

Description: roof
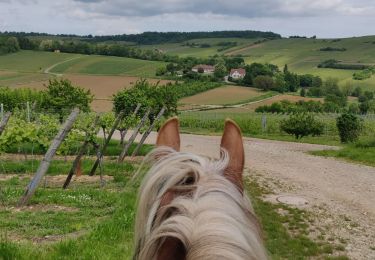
[[230, 68, 246, 75], [192, 64, 215, 70]]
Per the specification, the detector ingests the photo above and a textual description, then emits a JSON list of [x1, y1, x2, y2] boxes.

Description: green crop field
[[50, 55, 166, 77], [0, 50, 79, 72], [0, 50, 166, 86]]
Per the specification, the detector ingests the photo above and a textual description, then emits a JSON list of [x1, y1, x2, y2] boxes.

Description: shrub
[[336, 113, 363, 143], [280, 113, 324, 139]]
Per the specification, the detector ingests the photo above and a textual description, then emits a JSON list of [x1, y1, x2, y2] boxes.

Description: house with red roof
[[229, 68, 246, 79]]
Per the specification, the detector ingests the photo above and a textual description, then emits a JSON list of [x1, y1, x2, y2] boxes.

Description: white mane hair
[[133, 147, 267, 260]]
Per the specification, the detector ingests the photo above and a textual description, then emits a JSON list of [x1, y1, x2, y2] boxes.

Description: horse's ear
[[156, 117, 180, 152], [220, 119, 245, 192]]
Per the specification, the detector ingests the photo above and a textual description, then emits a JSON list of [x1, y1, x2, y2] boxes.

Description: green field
[[140, 37, 261, 57], [0, 50, 166, 80], [0, 51, 78, 72], [50, 55, 166, 77]]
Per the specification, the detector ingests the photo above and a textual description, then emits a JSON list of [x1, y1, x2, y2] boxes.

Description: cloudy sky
[[0, 0, 374, 38]]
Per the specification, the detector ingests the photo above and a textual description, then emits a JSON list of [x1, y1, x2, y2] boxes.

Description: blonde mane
[[133, 147, 267, 260]]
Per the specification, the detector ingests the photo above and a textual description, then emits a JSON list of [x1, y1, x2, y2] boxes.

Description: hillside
[[140, 35, 375, 91]]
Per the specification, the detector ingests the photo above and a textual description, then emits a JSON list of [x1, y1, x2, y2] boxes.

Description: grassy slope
[[50, 55, 166, 77], [145, 36, 375, 91], [140, 37, 261, 57], [0, 50, 166, 79], [230, 37, 375, 91], [0, 51, 79, 72]]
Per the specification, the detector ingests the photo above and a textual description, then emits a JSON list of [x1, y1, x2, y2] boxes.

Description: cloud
[[0, 0, 375, 37], [69, 0, 374, 18]]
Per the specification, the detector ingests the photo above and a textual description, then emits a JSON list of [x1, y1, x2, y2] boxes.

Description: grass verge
[[310, 138, 375, 167]]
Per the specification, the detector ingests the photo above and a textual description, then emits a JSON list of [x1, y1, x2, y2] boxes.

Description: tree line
[[0, 36, 20, 55], [0, 30, 281, 45]]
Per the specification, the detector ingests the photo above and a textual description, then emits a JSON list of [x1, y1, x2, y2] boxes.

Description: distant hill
[[0, 30, 281, 44]]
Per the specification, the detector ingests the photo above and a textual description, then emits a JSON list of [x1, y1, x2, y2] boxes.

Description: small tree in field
[[336, 113, 362, 143], [42, 79, 93, 120], [280, 112, 324, 139]]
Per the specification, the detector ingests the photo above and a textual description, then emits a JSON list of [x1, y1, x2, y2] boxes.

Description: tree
[[214, 62, 227, 79], [41, 79, 93, 120], [113, 79, 178, 124], [243, 62, 274, 86], [323, 78, 347, 107], [273, 73, 287, 93], [284, 72, 299, 92], [311, 76, 323, 88], [254, 75, 274, 91], [300, 88, 306, 97], [280, 113, 324, 139], [336, 113, 362, 143], [283, 64, 288, 74]]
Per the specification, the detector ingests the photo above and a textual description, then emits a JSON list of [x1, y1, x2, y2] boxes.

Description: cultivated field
[[12, 74, 171, 112], [50, 55, 166, 77], [179, 85, 268, 105]]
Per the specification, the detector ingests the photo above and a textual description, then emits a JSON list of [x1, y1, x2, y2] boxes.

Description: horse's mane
[[133, 147, 267, 260]]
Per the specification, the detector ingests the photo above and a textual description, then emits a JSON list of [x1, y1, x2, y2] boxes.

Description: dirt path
[[44, 56, 84, 76], [114, 131, 375, 259]]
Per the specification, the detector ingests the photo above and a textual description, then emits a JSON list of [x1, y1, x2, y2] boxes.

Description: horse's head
[[134, 118, 267, 260]]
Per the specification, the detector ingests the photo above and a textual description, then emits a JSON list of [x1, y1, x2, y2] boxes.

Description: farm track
[[43, 56, 84, 76], [114, 131, 375, 259]]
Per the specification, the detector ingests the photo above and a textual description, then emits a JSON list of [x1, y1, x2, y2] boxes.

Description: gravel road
[[113, 131, 375, 259]]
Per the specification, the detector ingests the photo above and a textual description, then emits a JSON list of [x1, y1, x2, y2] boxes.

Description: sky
[[0, 0, 374, 38]]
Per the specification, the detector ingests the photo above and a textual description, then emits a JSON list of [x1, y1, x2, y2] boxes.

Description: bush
[[280, 113, 324, 139], [336, 113, 362, 143]]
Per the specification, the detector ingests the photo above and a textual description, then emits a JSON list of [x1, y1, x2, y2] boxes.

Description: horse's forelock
[[133, 147, 267, 260]]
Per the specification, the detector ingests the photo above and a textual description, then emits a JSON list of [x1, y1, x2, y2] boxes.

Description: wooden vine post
[[89, 111, 125, 176], [0, 112, 11, 136], [63, 115, 100, 189], [118, 108, 151, 162], [118, 104, 141, 144], [132, 107, 165, 156], [18, 108, 80, 206]]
